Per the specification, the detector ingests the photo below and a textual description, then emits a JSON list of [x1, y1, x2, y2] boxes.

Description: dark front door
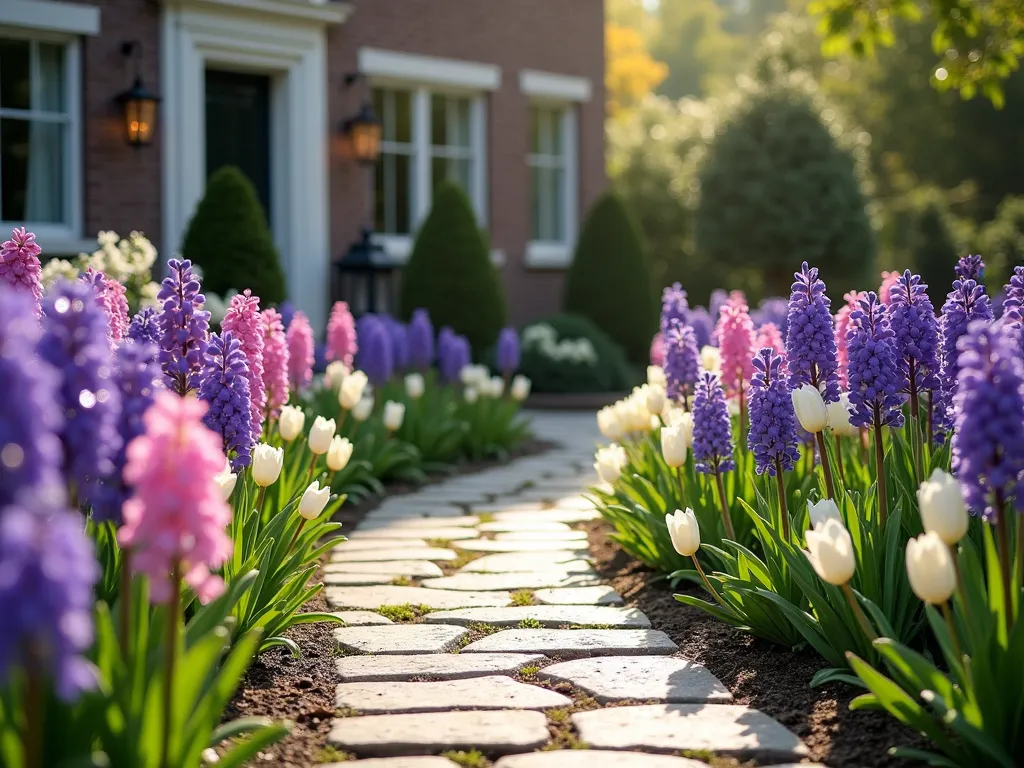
[[205, 69, 272, 223]]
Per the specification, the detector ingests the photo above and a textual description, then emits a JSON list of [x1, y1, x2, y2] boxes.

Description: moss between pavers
[[375, 603, 435, 623], [452, 623, 503, 651], [518, 618, 543, 629], [678, 749, 752, 768], [426, 538, 452, 548], [315, 745, 354, 762], [477, 512, 497, 524], [441, 549, 485, 574], [442, 749, 491, 767], [510, 589, 537, 606], [389, 576, 413, 587]]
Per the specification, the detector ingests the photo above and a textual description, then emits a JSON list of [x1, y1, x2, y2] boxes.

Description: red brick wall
[[79, 0, 162, 248], [328, 0, 607, 326]]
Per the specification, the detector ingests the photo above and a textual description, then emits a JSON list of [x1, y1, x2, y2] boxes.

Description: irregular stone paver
[[462, 629, 678, 657], [468, 502, 550, 515], [323, 572, 408, 586], [477, 520, 572, 533], [572, 704, 809, 761], [553, 496, 599, 512], [535, 586, 624, 605], [331, 611, 394, 626], [322, 758, 459, 768], [334, 624, 467, 655], [492, 508, 600, 523], [323, 560, 444, 578], [462, 553, 594, 574], [332, 539, 429, 551], [326, 585, 511, 610], [329, 547, 458, 563], [423, 605, 651, 628], [456, 539, 588, 553], [494, 752, 712, 767], [538, 656, 732, 704], [328, 710, 549, 756], [336, 653, 548, 682], [334, 674, 571, 713], [357, 516, 480, 530], [363, 507, 466, 521], [420, 572, 599, 592], [348, 527, 479, 541], [494, 531, 589, 542]]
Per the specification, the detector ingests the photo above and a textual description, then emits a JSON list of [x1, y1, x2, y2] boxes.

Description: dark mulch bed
[[586, 519, 927, 768], [225, 438, 555, 766]]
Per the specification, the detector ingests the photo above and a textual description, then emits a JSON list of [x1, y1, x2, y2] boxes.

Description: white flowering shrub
[[522, 323, 599, 366], [518, 314, 635, 394]]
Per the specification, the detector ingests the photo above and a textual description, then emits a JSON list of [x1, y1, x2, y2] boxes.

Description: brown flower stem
[[995, 492, 1014, 634], [305, 453, 318, 484], [833, 433, 846, 487], [842, 582, 877, 642], [941, 601, 964, 664], [161, 562, 182, 768], [24, 657, 42, 768], [908, 368, 923, 482], [814, 431, 837, 499], [774, 458, 790, 542], [713, 469, 736, 541], [872, 412, 888, 528], [254, 486, 267, 513], [287, 519, 308, 555], [691, 554, 729, 611], [675, 466, 685, 506]]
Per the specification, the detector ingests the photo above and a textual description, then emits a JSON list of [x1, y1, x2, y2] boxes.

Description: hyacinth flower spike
[[786, 262, 841, 499], [663, 318, 700, 410], [846, 291, 906, 527], [748, 348, 800, 540], [692, 371, 737, 540]]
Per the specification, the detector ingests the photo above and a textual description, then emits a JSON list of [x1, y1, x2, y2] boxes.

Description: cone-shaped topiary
[[563, 191, 657, 363], [180, 166, 287, 305], [695, 76, 875, 298], [399, 181, 506, 353]]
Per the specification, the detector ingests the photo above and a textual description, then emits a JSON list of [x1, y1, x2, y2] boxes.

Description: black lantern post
[[116, 41, 160, 146], [334, 74, 393, 314]]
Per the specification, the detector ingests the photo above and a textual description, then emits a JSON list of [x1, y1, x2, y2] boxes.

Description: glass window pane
[[530, 106, 541, 155], [372, 88, 386, 140], [0, 39, 31, 110], [393, 89, 412, 144], [393, 153, 411, 234], [452, 97, 471, 148], [374, 154, 387, 232], [432, 155, 471, 196], [551, 166, 565, 240], [530, 166, 542, 240], [431, 94, 447, 147], [37, 43, 64, 112], [550, 108, 564, 155], [1, 118, 64, 223]]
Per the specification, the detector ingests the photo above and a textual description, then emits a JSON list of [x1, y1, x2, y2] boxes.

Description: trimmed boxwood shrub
[[180, 166, 287, 305], [519, 313, 636, 394], [564, 192, 658, 364], [400, 181, 507, 354]]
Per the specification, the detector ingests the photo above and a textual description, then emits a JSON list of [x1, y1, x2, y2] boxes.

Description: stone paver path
[[321, 411, 814, 765]]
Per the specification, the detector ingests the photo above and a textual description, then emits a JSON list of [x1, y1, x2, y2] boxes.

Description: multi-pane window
[[372, 86, 483, 242], [529, 104, 570, 243], [0, 36, 73, 227]]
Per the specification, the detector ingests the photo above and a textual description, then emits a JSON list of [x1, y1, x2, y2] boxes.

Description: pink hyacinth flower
[[834, 290, 862, 388], [326, 301, 358, 367], [716, 295, 755, 398], [650, 332, 665, 366], [287, 310, 315, 392], [261, 307, 289, 418], [222, 290, 266, 439], [118, 392, 233, 603], [0, 228, 43, 316], [879, 271, 899, 305], [83, 267, 129, 346], [755, 322, 785, 359]]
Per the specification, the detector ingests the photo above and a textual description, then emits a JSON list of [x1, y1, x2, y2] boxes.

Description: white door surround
[[159, 0, 350, 332]]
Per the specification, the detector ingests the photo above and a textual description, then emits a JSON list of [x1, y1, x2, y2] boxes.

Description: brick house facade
[[0, 0, 605, 332]]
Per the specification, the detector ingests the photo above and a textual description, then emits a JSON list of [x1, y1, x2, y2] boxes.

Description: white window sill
[[0, 0, 101, 35], [373, 233, 505, 267], [525, 241, 572, 269], [27, 234, 96, 257]]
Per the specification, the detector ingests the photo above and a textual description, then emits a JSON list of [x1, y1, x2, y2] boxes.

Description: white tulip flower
[[805, 517, 856, 586], [510, 374, 531, 402], [252, 444, 284, 487], [298, 480, 331, 520], [405, 373, 425, 400], [808, 498, 842, 528], [792, 384, 829, 433], [666, 508, 700, 556], [661, 425, 688, 468], [917, 469, 969, 546], [326, 436, 354, 472], [214, 457, 237, 501], [307, 415, 336, 455], [383, 401, 406, 432], [338, 370, 369, 410], [826, 393, 858, 437], [352, 395, 374, 422], [906, 532, 957, 605], [278, 405, 306, 442]]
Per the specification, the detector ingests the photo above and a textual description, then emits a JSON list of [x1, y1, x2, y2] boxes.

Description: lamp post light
[[115, 41, 160, 146]]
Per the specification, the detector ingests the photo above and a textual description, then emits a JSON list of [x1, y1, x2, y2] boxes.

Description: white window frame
[[0, 25, 88, 254], [520, 69, 590, 270], [360, 48, 497, 264]]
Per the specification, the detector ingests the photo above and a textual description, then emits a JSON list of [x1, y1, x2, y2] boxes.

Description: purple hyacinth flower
[[1000, 266, 1024, 329], [660, 282, 689, 338], [127, 306, 161, 346], [935, 277, 993, 440], [709, 289, 729, 324], [687, 306, 715, 350], [408, 308, 435, 369], [887, 271, 940, 399], [752, 297, 790, 337], [157, 259, 210, 395], [955, 255, 985, 283], [384, 317, 410, 372], [663, 318, 700, 403], [846, 291, 906, 430], [496, 327, 520, 375], [692, 371, 735, 474], [786, 262, 840, 404], [277, 300, 296, 330], [39, 280, 122, 497], [747, 348, 800, 476], [0, 286, 64, 508], [0, 503, 100, 700], [951, 321, 1024, 519], [198, 332, 256, 471], [357, 316, 394, 386], [90, 343, 162, 524], [439, 327, 470, 384]]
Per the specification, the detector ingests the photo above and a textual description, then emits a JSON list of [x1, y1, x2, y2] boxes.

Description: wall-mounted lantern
[[341, 73, 382, 165], [116, 41, 160, 146]]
